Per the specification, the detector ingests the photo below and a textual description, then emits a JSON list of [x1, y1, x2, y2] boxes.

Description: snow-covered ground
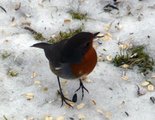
[[0, 0, 155, 120]]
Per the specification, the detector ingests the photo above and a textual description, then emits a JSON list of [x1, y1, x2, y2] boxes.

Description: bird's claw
[[75, 80, 89, 100], [57, 90, 73, 107]]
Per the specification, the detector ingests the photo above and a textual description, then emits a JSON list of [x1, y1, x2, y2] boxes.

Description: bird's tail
[[31, 42, 50, 49]]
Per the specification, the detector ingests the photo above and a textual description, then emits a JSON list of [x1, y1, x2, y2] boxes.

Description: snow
[[0, 0, 155, 120]]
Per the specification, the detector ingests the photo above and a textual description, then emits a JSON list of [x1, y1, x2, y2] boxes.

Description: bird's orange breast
[[71, 47, 97, 77]]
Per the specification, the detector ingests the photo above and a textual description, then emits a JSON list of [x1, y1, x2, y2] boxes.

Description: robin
[[32, 32, 99, 106]]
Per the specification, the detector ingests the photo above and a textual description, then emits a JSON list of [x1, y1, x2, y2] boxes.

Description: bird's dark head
[[61, 32, 99, 63], [67, 32, 99, 49]]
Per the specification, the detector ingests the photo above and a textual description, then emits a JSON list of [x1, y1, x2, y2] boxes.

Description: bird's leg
[[57, 76, 72, 107], [75, 79, 89, 100]]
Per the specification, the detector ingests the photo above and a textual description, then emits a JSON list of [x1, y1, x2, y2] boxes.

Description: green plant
[[33, 33, 45, 41], [1, 51, 11, 59], [24, 27, 45, 41], [7, 69, 18, 77], [113, 45, 154, 75], [48, 26, 83, 43], [69, 10, 88, 20]]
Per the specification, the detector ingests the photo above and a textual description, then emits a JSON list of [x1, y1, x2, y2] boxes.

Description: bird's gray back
[[44, 40, 76, 79]]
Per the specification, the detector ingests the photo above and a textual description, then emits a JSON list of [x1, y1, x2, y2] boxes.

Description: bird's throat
[[71, 47, 97, 77]]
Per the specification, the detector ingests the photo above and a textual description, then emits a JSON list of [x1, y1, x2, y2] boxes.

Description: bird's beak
[[93, 32, 100, 38], [31, 42, 49, 49], [31, 44, 38, 48]]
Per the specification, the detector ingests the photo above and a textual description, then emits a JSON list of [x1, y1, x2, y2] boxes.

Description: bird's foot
[[57, 90, 73, 107], [75, 79, 89, 100]]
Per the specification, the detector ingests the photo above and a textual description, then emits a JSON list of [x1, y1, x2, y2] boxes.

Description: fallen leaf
[[121, 75, 129, 80], [78, 114, 86, 120], [141, 81, 150, 87], [31, 72, 37, 78], [24, 93, 34, 100], [106, 55, 113, 61], [56, 116, 64, 120], [45, 116, 53, 120], [104, 111, 112, 119], [91, 99, 96, 105], [102, 33, 112, 41], [34, 80, 41, 85], [64, 19, 71, 23], [121, 64, 129, 69], [147, 84, 154, 91], [77, 103, 85, 110]]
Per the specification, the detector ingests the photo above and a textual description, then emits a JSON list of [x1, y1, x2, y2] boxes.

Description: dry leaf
[[56, 116, 64, 120], [34, 80, 41, 85], [91, 99, 96, 105], [121, 75, 129, 80], [96, 108, 104, 114], [24, 93, 34, 100], [78, 114, 86, 120], [96, 108, 112, 119], [104, 23, 112, 31], [64, 19, 71, 23], [121, 64, 129, 69], [77, 103, 85, 109], [98, 55, 105, 61], [45, 116, 53, 120], [102, 33, 112, 41], [147, 84, 154, 91], [104, 111, 112, 119], [31, 72, 37, 78], [118, 44, 129, 50], [141, 81, 150, 87], [106, 55, 113, 61]]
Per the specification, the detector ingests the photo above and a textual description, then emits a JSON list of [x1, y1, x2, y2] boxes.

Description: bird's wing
[[45, 39, 68, 67], [60, 40, 82, 64]]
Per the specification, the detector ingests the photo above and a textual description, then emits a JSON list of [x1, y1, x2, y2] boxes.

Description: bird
[[31, 32, 99, 106]]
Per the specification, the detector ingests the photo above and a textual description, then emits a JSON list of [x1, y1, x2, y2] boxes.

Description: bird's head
[[61, 32, 99, 63]]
